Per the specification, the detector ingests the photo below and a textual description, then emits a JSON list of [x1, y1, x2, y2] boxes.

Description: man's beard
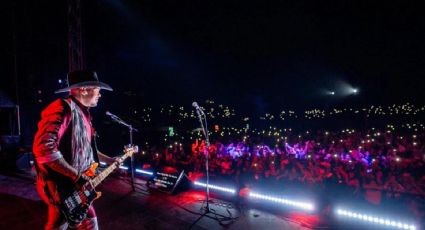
[[90, 100, 98, 107]]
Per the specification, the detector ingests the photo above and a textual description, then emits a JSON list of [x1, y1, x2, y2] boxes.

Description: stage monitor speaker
[[152, 166, 190, 195], [0, 135, 20, 149], [16, 152, 34, 170]]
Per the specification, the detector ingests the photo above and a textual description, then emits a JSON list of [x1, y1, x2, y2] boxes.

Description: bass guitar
[[60, 145, 138, 226]]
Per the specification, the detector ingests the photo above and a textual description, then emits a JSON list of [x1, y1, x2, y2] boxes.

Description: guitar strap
[[91, 131, 100, 163], [65, 97, 94, 172]]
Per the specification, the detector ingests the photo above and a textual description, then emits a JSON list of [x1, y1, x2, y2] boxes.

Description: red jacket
[[33, 96, 96, 203]]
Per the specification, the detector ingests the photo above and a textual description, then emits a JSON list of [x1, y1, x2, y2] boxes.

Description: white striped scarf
[[68, 99, 94, 173]]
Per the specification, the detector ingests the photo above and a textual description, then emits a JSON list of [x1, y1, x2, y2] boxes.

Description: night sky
[[2, 0, 425, 114]]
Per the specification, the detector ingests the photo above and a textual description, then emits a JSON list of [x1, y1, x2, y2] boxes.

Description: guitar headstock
[[123, 145, 139, 158], [114, 145, 139, 164]]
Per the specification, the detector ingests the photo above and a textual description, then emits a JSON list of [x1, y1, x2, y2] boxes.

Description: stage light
[[249, 192, 314, 211], [194, 181, 236, 194], [119, 166, 129, 170], [135, 169, 153, 176], [336, 208, 416, 230]]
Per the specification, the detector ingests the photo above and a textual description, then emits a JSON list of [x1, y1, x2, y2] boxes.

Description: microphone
[[192, 102, 205, 115], [105, 111, 138, 131], [106, 111, 121, 121], [192, 102, 200, 110], [105, 111, 116, 118]]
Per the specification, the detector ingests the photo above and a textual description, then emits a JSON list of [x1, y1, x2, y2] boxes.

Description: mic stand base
[[189, 198, 237, 229]]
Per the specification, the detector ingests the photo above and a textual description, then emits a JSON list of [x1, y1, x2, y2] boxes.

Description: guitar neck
[[90, 149, 134, 188], [91, 163, 118, 187]]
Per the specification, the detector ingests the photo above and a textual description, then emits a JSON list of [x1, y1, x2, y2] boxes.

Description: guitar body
[[58, 163, 101, 226], [45, 145, 138, 227]]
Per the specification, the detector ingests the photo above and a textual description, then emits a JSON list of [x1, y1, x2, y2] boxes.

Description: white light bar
[[249, 192, 314, 211], [135, 169, 153, 175], [194, 181, 236, 194], [101, 161, 153, 175], [336, 209, 416, 230]]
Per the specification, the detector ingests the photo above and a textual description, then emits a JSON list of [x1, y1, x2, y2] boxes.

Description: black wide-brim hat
[[55, 70, 113, 94]]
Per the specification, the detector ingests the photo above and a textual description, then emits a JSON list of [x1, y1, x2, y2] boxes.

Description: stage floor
[[0, 172, 318, 230], [4, 170, 414, 230]]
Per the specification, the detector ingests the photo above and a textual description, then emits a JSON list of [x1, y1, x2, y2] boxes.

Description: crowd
[[135, 124, 424, 221], [122, 100, 425, 222]]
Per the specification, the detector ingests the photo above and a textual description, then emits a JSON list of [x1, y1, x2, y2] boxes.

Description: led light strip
[[135, 169, 154, 175], [336, 209, 416, 230], [100, 162, 153, 175], [193, 181, 236, 194], [249, 192, 314, 211]]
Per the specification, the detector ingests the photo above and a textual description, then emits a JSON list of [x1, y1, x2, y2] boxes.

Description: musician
[[33, 70, 115, 230]]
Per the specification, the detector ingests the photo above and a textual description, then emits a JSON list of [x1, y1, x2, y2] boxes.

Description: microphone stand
[[196, 109, 211, 210], [189, 106, 235, 229], [107, 112, 138, 192]]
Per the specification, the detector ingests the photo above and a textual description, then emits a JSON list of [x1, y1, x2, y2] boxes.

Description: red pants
[[36, 177, 98, 230], [45, 204, 97, 230]]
